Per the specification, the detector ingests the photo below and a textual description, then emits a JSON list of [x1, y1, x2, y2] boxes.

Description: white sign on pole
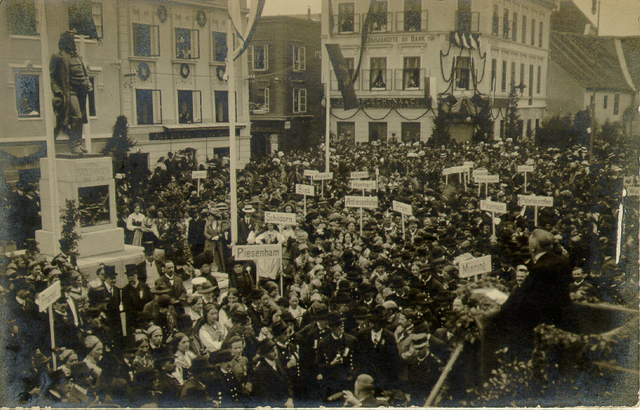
[[295, 184, 315, 196], [233, 244, 282, 261], [304, 170, 319, 177], [312, 172, 334, 181], [264, 211, 297, 225], [191, 170, 207, 179], [350, 171, 369, 179], [625, 186, 640, 197], [480, 200, 507, 214], [351, 180, 377, 190], [517, 165, 534, 173], [459, 255, 492, 278], [472, 168, 488, 177], [36, 281, 61, 312], [518, 195, 554, 207], [475, 175, 500, 184], [392, 200, 413, 216], [463, 161, 475, 168], [345, 196, 378, 208]]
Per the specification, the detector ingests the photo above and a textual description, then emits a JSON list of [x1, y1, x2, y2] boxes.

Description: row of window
[[490, 59, 543, 97], [592, 94, 621, 115], [251, 88, 308, 114], [8, 0, 104, 38], [133, 24, 223, 61], [336, 121, 421, 143], [492, 5, 544, 48], [135, 89, 233, 125]]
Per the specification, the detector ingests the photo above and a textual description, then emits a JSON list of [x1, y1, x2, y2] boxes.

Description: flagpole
[[325, 81, 330, 173], [228, 15, 239, 244], [38, 0, 61, 256]]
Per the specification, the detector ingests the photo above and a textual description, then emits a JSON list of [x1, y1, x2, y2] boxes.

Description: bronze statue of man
[[50, 30, 92, 154]]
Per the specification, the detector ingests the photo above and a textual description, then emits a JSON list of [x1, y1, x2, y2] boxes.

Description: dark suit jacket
[[122, 281, 154, 320], [354, 327, 401, 389], [252, 357, 293, 405], [237, 217, 256, 245], [154, 275, 187, 302], [500, 251, 572, 329]]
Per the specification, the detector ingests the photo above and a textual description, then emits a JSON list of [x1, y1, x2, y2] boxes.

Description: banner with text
[[345, 196, 378, 208], [264, 211, 297, 225], [518, 195, 554, 207], [295, 184, 315, 196], [459, 255, 492, 278], [392, 200, 413, 215], [233, 244, 282, 261], [480, 200, 507, 214], [351, 180, 377, 190]]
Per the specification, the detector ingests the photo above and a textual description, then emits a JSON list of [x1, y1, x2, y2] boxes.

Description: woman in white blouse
[[126, 204, 146, 246], [196, 303, 227, 353], [171, 332, 197, 385], [287, 291, 306, 330]]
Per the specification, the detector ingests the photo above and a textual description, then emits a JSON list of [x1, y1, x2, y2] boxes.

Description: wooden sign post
[[233, 244, 283, 293], [312, 172, 333, 197], [472, 168, 488, 196], [295, 184, 314, 215], [191, 170, 207, 196], [475, 174, 500, 198], [393, 200, 412, 236], [345, 195, 378, 235], [480, 199, 507, 239], [517, 165, 534, 193], [518, 195, 554, 227], [36, 281, 62, 369]]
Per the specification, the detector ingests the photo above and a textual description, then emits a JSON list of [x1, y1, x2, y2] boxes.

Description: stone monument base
[[36, 227, 125, 258], [78, 245, 144, 285]]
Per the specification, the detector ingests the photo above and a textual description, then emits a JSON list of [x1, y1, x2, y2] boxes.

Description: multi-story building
[[247, 14, 322, 156], [1, 0, 251, 184], [321, 0, 558, 144]]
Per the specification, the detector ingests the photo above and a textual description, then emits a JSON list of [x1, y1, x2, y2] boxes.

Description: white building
[[321, 0, 558, 144], [0, 0, 252, 183]]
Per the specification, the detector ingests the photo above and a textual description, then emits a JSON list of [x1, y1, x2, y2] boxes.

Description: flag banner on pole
[[68, 0, 100, 41], [325, 44, 359, 110], [352, 0, 376, 83], [230, 0, 267, 61]]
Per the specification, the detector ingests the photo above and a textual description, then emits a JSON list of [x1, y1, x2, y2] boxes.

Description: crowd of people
[[1, 134, 638, 407]]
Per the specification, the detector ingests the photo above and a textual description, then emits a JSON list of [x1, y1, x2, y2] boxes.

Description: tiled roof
[[550, 31, 639, 92]]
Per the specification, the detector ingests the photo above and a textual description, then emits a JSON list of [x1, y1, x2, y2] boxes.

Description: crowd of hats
[[0, 135, 638, 407]]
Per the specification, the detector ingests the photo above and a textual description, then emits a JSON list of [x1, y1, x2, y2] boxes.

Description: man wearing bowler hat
[[143, 281, 173, 319], [253, 339, 294, 408]]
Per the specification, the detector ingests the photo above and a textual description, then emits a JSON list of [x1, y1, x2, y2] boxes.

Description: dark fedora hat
[[270, 320, 289, 336], [190, 356, 214, 372], [103, 265, 117, 278], [211, 349, 234, 365], [326, 311, 345, 326], [257, 339, 277, 356], [353, 305, 370, 319], [231, 310, 250, 324]]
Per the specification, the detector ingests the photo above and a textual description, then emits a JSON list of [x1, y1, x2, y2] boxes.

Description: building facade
[[321, 0, 558, 144], [1, 0, 252, 184], [247, 14, 323, 157]]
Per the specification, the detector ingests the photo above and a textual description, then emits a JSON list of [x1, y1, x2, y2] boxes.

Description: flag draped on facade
[[352, 0, 376, 83], [450, 31, 481, 49], [229, 0, 267, 61], [325, 44, 359, 110], [68, 0, 100, 41]]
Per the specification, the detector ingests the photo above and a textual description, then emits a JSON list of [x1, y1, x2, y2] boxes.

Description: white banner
[[264, 211, 297, 225], [36, 281, 61, 312], [480, 200, 507, 214], [350, 171, 369, 179], [295, 184, 315, 196], [351, 180, 377, 190], [392, 200, 412, 215], [345, 196, 378, 208], [475, 175, 500, 183], [233, 244, 282, 261], [191, 170, 207, 179], [312, 172, 334, 181], [459, 255, 492, 278], [517, 165, 534, 173], [518, 195, 554, 207]]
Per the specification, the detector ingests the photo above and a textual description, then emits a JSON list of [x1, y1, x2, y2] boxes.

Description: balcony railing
[[396, 10, 428, 32], [455, 11, 480, 32], [394, 68, 426, 91]]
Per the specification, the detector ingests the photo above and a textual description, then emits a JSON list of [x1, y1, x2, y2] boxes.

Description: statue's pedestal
[[35, 156, 125, 257]]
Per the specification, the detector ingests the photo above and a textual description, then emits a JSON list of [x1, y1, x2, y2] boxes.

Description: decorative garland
[[157, 5, 168, 23], [0, 142, 47, 166], [180, 63, 190, 79], [196, 10, 207, 28], [331, 106, 435, 121], [138, 62, 151, 81]]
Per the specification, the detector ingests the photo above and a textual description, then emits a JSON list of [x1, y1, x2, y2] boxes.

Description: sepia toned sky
[[262, 0, 322, 16]]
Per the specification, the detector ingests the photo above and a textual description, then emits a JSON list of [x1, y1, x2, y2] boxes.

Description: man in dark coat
[[121, 264, 153, 329], [354, 309, 401, 391], [154, 260, 187, 303], [252, 339, 294, 408], [237, 204, 257, 245], [50, 31, 92, 154], [316, 312, 357, 399]]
